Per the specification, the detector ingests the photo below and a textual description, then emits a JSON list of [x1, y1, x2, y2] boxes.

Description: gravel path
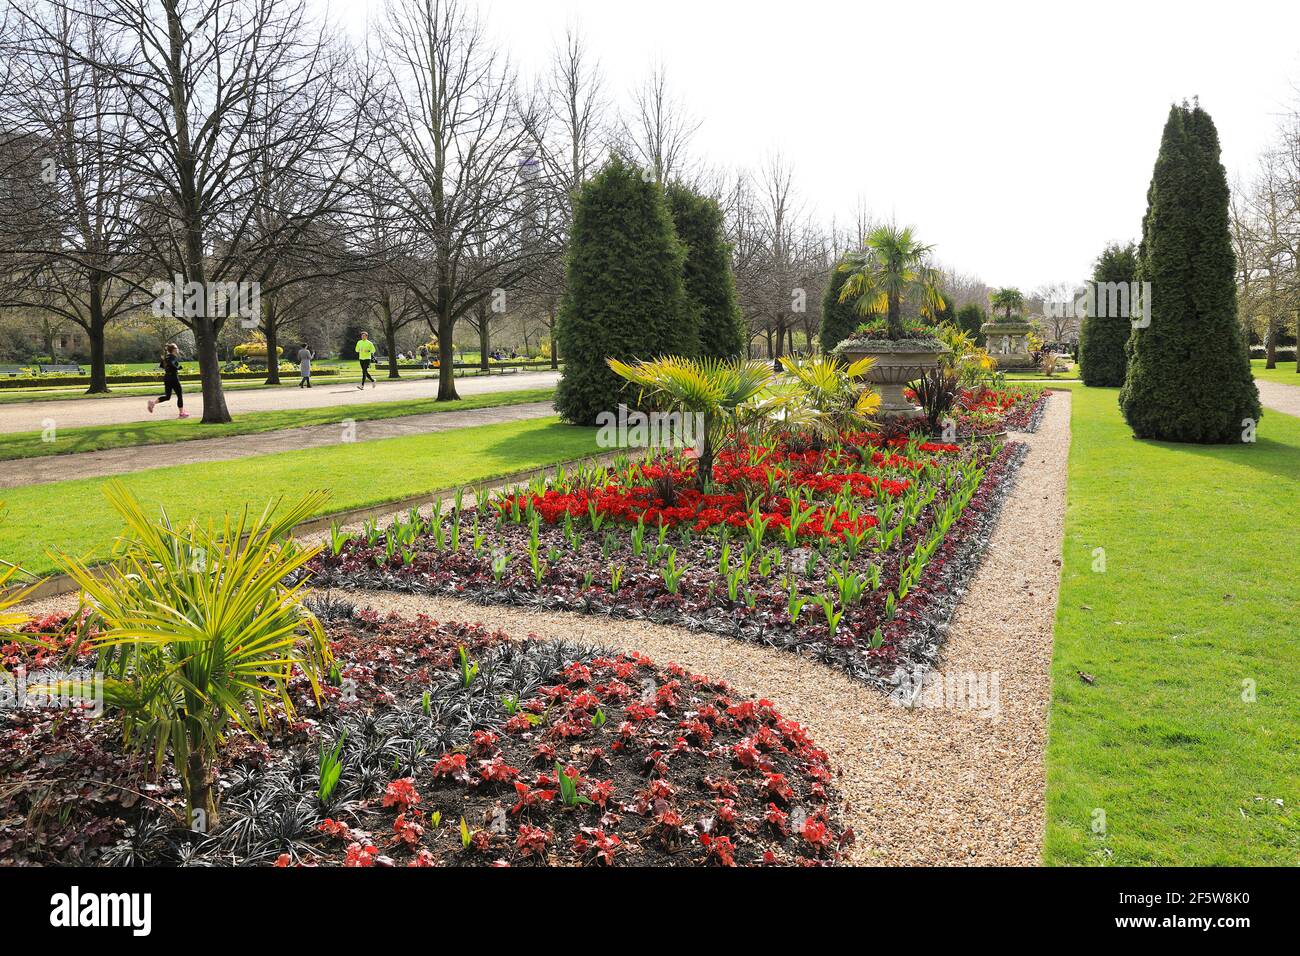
[[0, 401, 556, 489], [321, 390, 1074, 865], [15, 390, 1072, 864], [1257, 380, 1300, 418], [0, 370, 560, 434]]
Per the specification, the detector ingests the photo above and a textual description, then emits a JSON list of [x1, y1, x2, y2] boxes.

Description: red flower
[[516, 824, 551, 859], [382, 777, 422, 810], [699, 833, 737, 867]]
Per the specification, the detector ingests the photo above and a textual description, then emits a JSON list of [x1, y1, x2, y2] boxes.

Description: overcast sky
[[326, 0, 1300, 291]]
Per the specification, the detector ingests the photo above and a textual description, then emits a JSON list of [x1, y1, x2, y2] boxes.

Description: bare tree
[[0, 1, 146, 391], [50, 0, 371, 423], [373, 0, 544, 401], [618, 62, 699, 184]]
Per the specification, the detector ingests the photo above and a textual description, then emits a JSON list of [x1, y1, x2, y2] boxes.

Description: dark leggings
[[157, 377, 183, 409], [359, 359, 375, 384]]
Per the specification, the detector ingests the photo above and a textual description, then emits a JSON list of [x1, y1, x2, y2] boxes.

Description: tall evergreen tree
[[819, 257, 860, 353], [555, 156, 692, 425], [1120, 103, 1261, 443], [666, 183, 743, 359], [1078, 241, 1138, 387], [956, 304, 986, 344]]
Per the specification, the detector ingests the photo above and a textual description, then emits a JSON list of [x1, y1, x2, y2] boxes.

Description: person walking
[[147, 343, 189, 418], [355, 332, 377, 389], [297, 343, 313, 388]]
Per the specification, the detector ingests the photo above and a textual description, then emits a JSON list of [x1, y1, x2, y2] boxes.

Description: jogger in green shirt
[[356, 333, 377, 389]]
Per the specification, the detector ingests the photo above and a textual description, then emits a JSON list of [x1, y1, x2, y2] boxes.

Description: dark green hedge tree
[[1078, 241, 1138, 387], [956, 304, 986, 343], [1119, 103, 1261, 443], [819, 257, 861, 352], [555, 157, 693, 425], [667, 183, 744, 360]]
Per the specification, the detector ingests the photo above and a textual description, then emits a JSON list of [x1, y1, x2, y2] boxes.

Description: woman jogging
[[147, 343, 189, 418], [355, 332, 377, 389], [297, 342, 313, 387]]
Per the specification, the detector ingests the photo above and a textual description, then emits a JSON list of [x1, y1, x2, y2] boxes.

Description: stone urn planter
[[979, 319, 1036, 370], [836, 337, 951, 420]]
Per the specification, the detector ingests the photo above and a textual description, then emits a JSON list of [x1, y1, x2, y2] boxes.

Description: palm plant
[[607, 356, 773, 489], [52, 482, 333, 830], [837, 225, 946, 339], [989, 287, 1025, 321], [775, 355, 882, 439], [935, 322, 995, 387]]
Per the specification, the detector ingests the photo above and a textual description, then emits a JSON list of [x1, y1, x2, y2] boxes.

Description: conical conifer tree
[[1119, 103, 1261, 442], [1078, 242, 1138, 387], [667, 183, 744, 360], [555, 157, 693, 425]]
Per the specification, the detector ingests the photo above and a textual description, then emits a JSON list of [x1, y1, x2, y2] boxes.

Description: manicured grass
[[1251, 358, 1300, 385], [0, 387, 555, 461], [1044, 385, 1300, 865], [0, 416, 598, 577]]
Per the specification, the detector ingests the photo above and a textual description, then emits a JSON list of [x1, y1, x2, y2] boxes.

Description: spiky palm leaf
[[837, 225, 946, 338], [777, 355, 882, 437], [607, 357, 774, 488], [48, 482, 333, 826]]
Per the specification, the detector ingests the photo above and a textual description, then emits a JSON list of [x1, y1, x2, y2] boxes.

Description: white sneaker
[[147, 399, 156, 413]]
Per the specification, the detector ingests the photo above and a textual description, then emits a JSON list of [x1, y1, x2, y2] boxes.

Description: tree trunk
[[478, 311, 490, 372], [186, 741, 218, 833], [195, 320, 230, 423], [436, 309, 460, 401], [548, 307, 559, 369], [695, 412, 715, 492], [263, 305, 281, 385], [889, 291, 903, 339], [85, 280, 109, 394], [379, 294, 399, 378]]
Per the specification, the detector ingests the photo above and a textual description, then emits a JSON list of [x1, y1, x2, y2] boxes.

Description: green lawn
[[1, 416, 598, 577], [0, 387, 555, 461], [1044, 385, 1300, 865], [1251, 358, 1300, 385]]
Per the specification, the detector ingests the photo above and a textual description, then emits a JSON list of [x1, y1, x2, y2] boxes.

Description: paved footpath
[[1257, 379, 1300, 418], [0, 400, 557, 489], [0, 370, 560, 434]]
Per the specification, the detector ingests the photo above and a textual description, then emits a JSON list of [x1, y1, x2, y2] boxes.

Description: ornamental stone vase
[[980, 319, 1036, 370], [838, 338, 951, 420]]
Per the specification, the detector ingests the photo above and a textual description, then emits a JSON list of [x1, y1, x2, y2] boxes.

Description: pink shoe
[[146, 399, 157, 413], [178, 410, 191, 419]]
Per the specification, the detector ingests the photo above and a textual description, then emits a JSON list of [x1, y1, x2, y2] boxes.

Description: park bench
[[39, 363, 83, 375], [0, 366, 25, 377]]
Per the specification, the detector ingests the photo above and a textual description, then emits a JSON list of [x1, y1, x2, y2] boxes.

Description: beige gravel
[[1257, 380, 1300, 418], [16, 391, 1072, 865], [321, 391, 1074, 865]]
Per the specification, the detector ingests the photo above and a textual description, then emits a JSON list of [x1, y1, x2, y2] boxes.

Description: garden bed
[[309, 392, 1051, 689], [0, 605, 846, 866]]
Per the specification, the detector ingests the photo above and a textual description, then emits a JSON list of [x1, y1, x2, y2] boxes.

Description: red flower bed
[[1, 609, 849, 867]]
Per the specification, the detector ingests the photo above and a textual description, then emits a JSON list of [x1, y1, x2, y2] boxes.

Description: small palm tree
[[608, 356, 773, 489], [776, 355, 882, 439], [989, 287, 1024, 321], [837, 225, 946, 339], [50, 483, 333, 830]]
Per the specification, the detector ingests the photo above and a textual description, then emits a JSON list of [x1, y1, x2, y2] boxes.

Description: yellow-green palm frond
[[607, 356, 773, 414]]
